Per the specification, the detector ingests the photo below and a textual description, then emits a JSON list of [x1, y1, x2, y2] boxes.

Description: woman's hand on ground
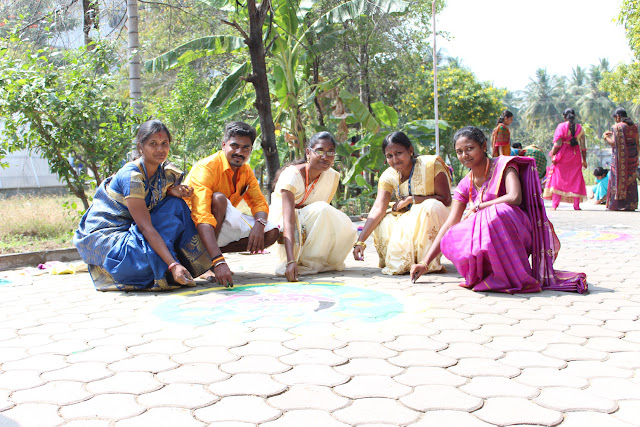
[[168, 185, 193, 198], [410, 263, 427, 283], [171, 264, 195, 286], [285, 262, 298, 282], [353, 245, 365, 261]]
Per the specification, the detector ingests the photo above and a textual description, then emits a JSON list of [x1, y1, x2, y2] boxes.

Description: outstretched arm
[[410, 199, 466, 283], [353, 187, 391, 261]]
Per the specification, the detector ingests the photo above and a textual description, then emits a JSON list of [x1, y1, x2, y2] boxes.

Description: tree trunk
[[312, 57, 325, 127], [246, 0, 279, 194], [358, 42, 370, 110], [127, 0, 142, 117], [82, 0, 99, 50]]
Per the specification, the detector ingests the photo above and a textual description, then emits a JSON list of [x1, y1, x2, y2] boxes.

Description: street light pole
[[432, 0, 439, 156]]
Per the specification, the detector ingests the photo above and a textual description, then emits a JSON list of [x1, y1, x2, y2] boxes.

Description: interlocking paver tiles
[[1, 206, 639, 425]]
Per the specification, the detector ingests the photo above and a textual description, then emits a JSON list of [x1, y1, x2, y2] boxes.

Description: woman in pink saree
[[410, 126, 587, 294], [543, 108, 587, 210]]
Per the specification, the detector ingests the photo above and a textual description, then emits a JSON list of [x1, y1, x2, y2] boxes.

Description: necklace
[[296, 164, 320, 208], [396, 158, 416, 209], [468, 157, 491, 205]]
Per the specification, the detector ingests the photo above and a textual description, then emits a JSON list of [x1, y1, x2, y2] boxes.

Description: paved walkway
[[1, 203, 639, 426]]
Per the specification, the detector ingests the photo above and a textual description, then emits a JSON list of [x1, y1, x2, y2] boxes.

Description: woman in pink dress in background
[[410, 126, 587, 294], [543, 108, 587, 210]]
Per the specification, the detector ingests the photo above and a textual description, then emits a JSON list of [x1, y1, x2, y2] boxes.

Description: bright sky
[[436, 0, 634, 92]]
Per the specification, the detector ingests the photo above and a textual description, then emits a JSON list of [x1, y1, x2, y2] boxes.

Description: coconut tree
[[523, 68, 563, 129]]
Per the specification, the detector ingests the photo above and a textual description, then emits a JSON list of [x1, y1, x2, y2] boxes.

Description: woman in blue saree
[[74, 120, 210, 291]]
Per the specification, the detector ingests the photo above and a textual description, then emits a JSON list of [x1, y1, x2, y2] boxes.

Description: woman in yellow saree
[[353, 131, 452, 275], [269, 132, 357, 281]]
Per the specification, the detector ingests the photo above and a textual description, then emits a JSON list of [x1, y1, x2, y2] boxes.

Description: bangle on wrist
[[474, 203, 481, 212], [286, 260, 296, 266], [255, 218, 267, 227], [353, 241, 367, 249], [168, 262, 180, 272], [213, 260, 227, 269]]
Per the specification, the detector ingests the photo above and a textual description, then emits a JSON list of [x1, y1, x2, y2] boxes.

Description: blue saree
[[74, 159, 210, 291]]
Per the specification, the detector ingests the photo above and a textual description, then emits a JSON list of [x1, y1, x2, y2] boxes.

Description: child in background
[[589, 167, 609, 205]]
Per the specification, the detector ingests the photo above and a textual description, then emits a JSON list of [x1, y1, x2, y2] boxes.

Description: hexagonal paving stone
[[267, 384, 348, 411], [394, 367, 467, 387], [500, 350, 568, 369], [474, 397, 563, 426], [334, 358, 405, 376], [279, 349, 347, 366], [447, 358, 521, 378], [333, 342, 398, 359], [460, 376, 538, 399], [400, 385, 482, 411], [333, 398, 419, 425], [206, 373, 287, 397], [60, 394, 144, 420], [261, 410, 350, 427], [115, 408, 205, 427], [437, 343, 503, 360], [587, 378, 640, 400], [0, 370, 45, 390], [41, 362, 113, 382], [108, 354, 178, 373], [409, 410, 494, 426], [384, 335, 448, 351], [273, 364, 349, 386], [170, 346, 239, 364], [613, 400, 640, 425], [542, 343, 608, 361], [334, 375, 411, 399], [561, 361, 634, 379], [514, 367, 589, 388], [86, 371, 162, 394], [194, 396, 281, 424], [11, 380, 92, 405], [230, 341, 294, 357], [156, 364, 229, 385], [388, 350, 456, 368], [560, 412, 635, 427], [221, 355, 291, 374], [535, 387, 617, 413], [138, 383, 218, 409]]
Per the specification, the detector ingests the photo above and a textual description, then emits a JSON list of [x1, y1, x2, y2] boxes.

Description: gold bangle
[[286, 260, 296, 266], [353, 241, 367, 249], [421, 261, 428, 268]]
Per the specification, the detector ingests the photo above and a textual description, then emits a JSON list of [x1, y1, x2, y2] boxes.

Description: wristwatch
[[256, 218, 267, 227]]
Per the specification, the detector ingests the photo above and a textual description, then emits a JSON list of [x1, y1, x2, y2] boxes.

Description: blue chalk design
[[152, 282, 404, 326]]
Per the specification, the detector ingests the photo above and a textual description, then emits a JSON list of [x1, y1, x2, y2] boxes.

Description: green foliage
[[0, 33, 137, 209], [148, 65, 226, 171]]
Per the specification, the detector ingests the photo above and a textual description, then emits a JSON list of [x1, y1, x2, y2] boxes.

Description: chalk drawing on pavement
[[152, 282, 407, 326], [555, 230, 632, 242]]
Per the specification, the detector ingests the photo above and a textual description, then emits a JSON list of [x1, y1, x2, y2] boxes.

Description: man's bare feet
[[198, 270, 216, 282]]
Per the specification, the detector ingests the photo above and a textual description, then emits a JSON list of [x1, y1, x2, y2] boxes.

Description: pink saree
[[543, 122, 587, 205], [441, 156, 587, 294]]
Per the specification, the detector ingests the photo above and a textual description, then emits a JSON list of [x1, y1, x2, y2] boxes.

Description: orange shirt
[[184, 151, 268, 228]]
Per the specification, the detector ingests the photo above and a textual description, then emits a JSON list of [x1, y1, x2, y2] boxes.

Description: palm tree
[[523, 68, 563, 128], [577, 60, 615, 138]]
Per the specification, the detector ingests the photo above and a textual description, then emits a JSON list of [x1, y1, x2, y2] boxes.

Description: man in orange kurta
[[184, 121, 278, 287]]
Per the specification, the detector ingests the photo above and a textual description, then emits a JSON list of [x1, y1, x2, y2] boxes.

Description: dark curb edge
[[0, 248, 81, 271]]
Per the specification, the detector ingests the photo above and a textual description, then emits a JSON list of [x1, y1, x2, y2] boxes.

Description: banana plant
[[145, 0, 410, 168]]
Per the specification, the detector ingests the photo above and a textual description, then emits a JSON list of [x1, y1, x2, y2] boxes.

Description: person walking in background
[[589, 167, 609, 205], [74, 120, 210, 291], [543, 108, 587, 210], [353, 131, 451, 275], [410, 126, 587, 294], [491, 110, 514, 157], [268, 132, 356, 282], [519, 144, 548, 185], [602, 107, 639, 211]]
